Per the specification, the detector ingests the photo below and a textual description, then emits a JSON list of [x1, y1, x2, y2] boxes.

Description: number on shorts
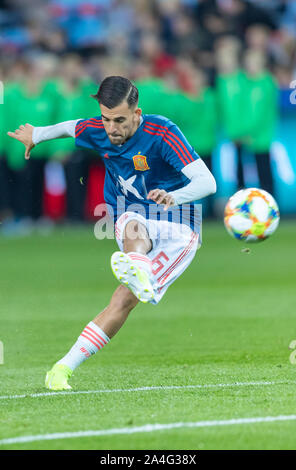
[[152, 251, 169, 275]]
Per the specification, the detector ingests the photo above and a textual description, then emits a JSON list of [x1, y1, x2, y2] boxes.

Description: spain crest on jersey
[[132, 152, 150, 171]]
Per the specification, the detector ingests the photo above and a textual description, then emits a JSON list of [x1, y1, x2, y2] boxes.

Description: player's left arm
[[147, 122, 216, 210]]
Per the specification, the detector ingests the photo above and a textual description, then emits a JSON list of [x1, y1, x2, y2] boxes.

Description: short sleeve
[[160, 122, 200, 172]]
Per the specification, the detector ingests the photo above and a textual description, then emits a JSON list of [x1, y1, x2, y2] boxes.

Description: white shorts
[[115, 211, 200, 304]]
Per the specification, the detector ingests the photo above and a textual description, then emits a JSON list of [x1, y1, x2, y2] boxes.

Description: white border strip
[[1, 380, 295, 401], [1, 415, 296, 446]]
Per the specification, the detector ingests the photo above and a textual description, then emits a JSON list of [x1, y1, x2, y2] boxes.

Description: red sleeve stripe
[[76, 118, 102, 131], [145, 121, 195, 163], [143, 127, 194, 166], [75, 119, 103, 134], [143, 128, 187, 166], [75, 123, 104, 138], [144, 124, 193, 164]]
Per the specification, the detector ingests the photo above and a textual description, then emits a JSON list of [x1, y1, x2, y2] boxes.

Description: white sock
[[128, 252, 152, 277], [57, 321, 110, 371]]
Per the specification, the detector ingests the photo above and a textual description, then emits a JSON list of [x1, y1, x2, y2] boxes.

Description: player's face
[[100, 101, 142, 145]]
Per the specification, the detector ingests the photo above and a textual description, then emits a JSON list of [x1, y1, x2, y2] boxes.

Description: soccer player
[[7, 76, 216, 390]]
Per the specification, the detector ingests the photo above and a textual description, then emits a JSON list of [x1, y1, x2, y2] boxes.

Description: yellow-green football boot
[[111, 251, 154, 303], [45, 364, 73, 391]]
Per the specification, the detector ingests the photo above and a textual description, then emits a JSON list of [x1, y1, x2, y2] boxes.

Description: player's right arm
[[7, 120, 80, 160]]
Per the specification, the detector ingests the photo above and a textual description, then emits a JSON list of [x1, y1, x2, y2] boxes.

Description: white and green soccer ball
[[224, 188, 280, 242]]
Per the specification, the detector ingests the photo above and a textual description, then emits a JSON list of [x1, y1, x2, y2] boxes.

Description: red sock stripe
[[80, 333, 102, 350], [85, 326, 108, 346], [144, 122, 195, 163], [76, 123, 104, 138], [76, 118, 102, 131], [82, 329, 104, 349], [143, 128, 187, 166], [157, 232, 198, 285]]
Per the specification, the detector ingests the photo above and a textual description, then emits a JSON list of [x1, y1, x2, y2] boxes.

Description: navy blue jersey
[[75, 114, 201, 232]]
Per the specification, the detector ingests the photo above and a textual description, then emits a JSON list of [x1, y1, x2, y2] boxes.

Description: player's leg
[[45, 216, 152, 391], [45, 285, 138, 390], [111, 216, 155, 302], [92, 285, 139, 338]]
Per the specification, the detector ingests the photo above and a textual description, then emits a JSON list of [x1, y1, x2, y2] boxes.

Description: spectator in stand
[[169, 62, 218, 216], [155, 0, 181, 49], [215, 36, 248, 141], [245, 23, 273, 53], [1, 58, 55, 234], [50, 54, 99, 222], [137, 33, 177, 78], [168, 11, 204, 59], [215, 37, 250, 190], [278, 1, 296, 38], [133, 60, 169, 117], [12, 59, 58, 219], [214, 0, 277, 38], [245, 23, 281, 69], [0, 0, 294, 226], [0, 63, 9, 225], [242, 48, 278, 195]]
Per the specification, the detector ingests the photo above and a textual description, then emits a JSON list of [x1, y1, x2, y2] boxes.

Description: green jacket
[[47, 78, 99, 157], [4, 80, 57, 169], [136, 81, 218, 156], [216, 69, 250, 141], [170, 87, 218, 157], [242, 72, 278, 152], [135, 78, 169, 117]]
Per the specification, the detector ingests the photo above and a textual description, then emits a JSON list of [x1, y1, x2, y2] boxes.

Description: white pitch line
[[1, 414, 296, 446], [0, 380, 295, 401]]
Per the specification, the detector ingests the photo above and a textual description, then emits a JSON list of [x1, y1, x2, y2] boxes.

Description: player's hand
[[147, 188, 175, 211], [7, 123, 35, 160]]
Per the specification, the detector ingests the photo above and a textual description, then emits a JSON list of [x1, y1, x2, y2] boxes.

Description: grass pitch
[[1, 220, 296, 450]]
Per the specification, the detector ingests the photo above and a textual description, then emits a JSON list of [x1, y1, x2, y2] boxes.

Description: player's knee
[[123, 220, 152, 252], [124, 220, 145, 240]]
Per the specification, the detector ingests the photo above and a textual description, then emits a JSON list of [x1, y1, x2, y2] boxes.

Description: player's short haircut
[[91, 76, 139, 109]]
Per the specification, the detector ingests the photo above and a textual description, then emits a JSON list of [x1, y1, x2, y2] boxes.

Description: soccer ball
[[224, 188, 280, 242]]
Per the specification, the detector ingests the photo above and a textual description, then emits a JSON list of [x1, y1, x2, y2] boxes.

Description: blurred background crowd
[[0, 0, 296, 235]]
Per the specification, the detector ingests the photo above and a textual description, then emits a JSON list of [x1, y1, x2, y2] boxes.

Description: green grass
[[1, 220, 296, 449]]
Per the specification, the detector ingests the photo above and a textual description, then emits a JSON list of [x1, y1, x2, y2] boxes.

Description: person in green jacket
[[1, 70, 34, 229], [215, 41, 278, 195], [3, 60, 57, 225], [163, 65, 218, 216], [51, 54, 99, 222], [215, 43, 250, 145], [134, 60, 170, 117], [242, 48, 278, 196]]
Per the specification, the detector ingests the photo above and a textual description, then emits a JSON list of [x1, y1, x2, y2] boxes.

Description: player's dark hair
[[91, 76, 139, 109]]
